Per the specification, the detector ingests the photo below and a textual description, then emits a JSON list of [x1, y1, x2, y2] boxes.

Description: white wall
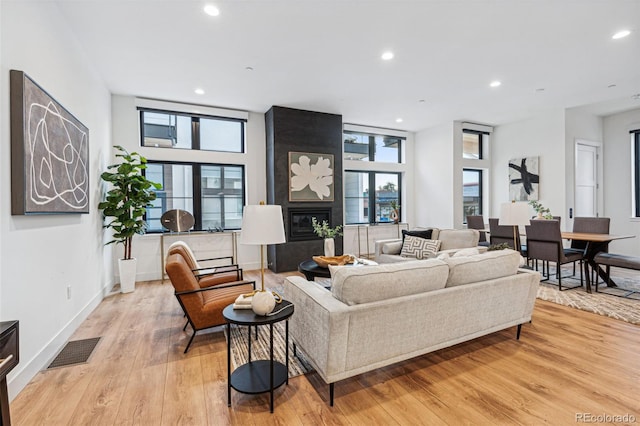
[[110, 95, 268, 280], [564, 107, 603, 230], [602, 108, 640, 255], [491, 109, 566, 225], [0, 2, 112, 398], [414, 122, 455, 228]]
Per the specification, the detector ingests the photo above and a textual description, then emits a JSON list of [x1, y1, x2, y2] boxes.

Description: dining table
[[561, 232, 635, 293]]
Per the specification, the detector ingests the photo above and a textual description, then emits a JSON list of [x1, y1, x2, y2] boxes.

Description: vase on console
[[324, 238, 335, 257]]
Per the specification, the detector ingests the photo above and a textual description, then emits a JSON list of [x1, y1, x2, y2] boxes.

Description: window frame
[[343, 130, 404, 163], [344, 170, 402, 225], [144, 160, 246, 232], [632, 130, 640, 217], [462, 168, 483, 223], [462, 129, 487, 160], [138, 107, 246, 153]]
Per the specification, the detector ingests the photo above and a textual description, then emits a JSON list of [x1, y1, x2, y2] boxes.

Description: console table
[[0, 321, 19, 426], [223, 301, 294, 413]]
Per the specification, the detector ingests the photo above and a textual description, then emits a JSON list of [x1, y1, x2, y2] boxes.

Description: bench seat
[[593, 252, 640, 292]]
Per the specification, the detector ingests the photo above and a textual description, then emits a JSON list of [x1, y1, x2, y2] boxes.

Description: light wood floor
[[10, 269, 640, 425]]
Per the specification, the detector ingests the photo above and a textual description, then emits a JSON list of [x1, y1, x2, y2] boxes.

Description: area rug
[[536, 270, 640, 325], [225, 321, 313, 378]]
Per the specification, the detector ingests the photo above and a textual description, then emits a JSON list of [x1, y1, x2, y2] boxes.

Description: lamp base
[[251, 290, 277, 316]]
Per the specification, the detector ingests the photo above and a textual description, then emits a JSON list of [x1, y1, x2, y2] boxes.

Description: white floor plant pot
[[324, 238, 335, 257], [118, 258, 137, 293]]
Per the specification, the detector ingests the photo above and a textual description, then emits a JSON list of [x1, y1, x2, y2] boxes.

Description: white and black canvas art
[[10, 70, 89, 214], [509, 156, 539, 201]]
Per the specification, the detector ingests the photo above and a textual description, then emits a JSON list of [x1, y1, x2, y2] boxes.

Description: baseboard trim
[[7, 282, 111, 401]]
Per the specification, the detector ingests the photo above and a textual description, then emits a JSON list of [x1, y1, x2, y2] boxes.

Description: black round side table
[[223, 300, 294, 413], [298, 259, 331, 281]]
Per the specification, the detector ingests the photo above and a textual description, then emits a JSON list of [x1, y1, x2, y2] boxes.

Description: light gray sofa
[[285, 249, 539, 405], [374, 228, 481, 263]]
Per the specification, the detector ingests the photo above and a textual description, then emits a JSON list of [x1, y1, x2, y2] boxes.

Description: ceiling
[[53, 0, 640, 132]]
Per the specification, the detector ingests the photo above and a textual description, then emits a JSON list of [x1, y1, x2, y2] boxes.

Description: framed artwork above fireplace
[[289, 151, 334, 202]]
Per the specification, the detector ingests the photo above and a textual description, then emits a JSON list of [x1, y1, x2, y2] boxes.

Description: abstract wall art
[[289, 152, 334, 202], [508, 156, 539, 201], [10, 70, 89, 214]]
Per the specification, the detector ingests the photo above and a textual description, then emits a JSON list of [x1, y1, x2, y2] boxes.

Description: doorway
[[574, 140, 602, 217]]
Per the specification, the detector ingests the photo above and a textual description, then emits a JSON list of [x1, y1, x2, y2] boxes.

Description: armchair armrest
[[196, 255, 234, 265], [175, 279, 255, 296]]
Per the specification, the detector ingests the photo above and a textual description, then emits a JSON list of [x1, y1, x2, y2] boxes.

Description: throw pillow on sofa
[[400, 235, 441, 259], [401, 228, 433, 242]]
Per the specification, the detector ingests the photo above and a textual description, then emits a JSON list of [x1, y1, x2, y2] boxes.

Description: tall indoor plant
[[98, 145, 160, 293]]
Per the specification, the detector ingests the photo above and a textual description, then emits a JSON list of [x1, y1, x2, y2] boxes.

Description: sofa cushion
[[382, 240, 403, 254], [452, 247, 480, 257], [444, 249, 521, 287], [329, 259, 448, 305], [401, 228, 433, 242], [437, 229, 479, 251], [400, 236, 441, 259]]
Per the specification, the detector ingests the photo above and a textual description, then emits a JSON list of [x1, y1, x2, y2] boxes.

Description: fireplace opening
[[288, 208, 331, 241]]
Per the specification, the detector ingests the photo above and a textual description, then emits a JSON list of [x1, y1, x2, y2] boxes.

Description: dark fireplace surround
[[288, 208, 332, 242], [265, 106, 344, 272]]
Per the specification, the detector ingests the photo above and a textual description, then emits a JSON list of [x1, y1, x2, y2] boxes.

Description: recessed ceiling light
[[535, 88, 545, 92], [204, 4, 220, 16], [490, 81, 502, 88], [418, 99, 426, 103], [608, 84, 617, 88], [381, 51, 394, 61], [612, 30, 631, 39], [395, 118, 403, 123], [632, 94, 640, 100], [194, 88, 205, 95], [245, 66, 254, 71]]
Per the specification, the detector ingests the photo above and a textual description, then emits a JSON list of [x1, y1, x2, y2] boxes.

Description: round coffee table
[[298, 259, 331, 281]]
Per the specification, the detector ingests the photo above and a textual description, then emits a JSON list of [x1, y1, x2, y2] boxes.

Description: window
[[145, 162, 245, 232], [462, 130, 487, 159], [633, 130, 640, 217], [343, 131, 403, 163], [345, 171, 401, 224], [139, 109, 245, 153], [463, 169, 482, 222]]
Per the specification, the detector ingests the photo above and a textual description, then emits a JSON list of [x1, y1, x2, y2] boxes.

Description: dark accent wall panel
[[265, 106, 343, 272]]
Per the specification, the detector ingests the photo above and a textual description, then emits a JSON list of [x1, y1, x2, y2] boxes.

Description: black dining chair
[[488, 218, 524, 253], [466, 215, 489, 246], [567, 217, 610, 284], [525, 219, 584, 291]]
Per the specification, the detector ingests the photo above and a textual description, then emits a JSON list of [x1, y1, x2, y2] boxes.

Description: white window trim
[[136, 97, 248, 121]]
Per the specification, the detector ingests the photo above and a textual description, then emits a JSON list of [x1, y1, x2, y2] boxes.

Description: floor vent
[[47, 337, 101, 369]]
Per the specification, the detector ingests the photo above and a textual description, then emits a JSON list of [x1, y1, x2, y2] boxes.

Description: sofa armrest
[[285, 276, 350, 382], [374, 238, 402, 262]]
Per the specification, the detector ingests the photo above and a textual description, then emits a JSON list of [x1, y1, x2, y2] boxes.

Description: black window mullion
[[193, 164, 203, 231], [192, 118, 201, 150], [635, 134, 640, 217], [369, 173, 376, 223], [219, 167, 226, 229], [369, 135, 376, 162]]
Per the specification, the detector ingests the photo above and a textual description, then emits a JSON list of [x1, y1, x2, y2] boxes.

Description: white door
[[575, 143, 598, 217]]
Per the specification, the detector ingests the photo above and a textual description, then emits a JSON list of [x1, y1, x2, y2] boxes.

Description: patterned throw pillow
[[400, 236, 441, 259]]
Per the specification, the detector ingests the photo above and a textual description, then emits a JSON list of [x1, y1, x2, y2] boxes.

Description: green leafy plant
[[98, 145, 161, 260], [528, 200, 553, 219], [311, 217, 343, 238], [487, 243, 511, 251]]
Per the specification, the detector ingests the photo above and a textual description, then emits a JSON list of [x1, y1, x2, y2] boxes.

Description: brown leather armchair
[[165, 253, 255, 353], [167, 240, 242, 287]]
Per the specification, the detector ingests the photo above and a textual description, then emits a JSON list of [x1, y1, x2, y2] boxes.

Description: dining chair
[[165, 253, 255, 353], [466, 215, 489, 246], [525, 219, 583, 291], [568, 217, 610, 283], [488, 218, 523, 253]]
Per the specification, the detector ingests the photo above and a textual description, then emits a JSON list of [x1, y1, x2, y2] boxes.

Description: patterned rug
[[535, 267, 640, 325], [225, 321, 313, 378]]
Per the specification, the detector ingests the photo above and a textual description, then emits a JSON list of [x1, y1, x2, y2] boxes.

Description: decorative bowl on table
[[312, 254, 355, 268]]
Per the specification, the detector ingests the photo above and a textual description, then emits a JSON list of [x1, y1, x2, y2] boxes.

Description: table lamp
[[239, 202, 286, 315], [499, 201, 530, 251]]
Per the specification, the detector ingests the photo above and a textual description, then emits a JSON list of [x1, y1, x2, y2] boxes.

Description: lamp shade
[[239, 204, 286, 245], [499, 202, 531, 226]]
